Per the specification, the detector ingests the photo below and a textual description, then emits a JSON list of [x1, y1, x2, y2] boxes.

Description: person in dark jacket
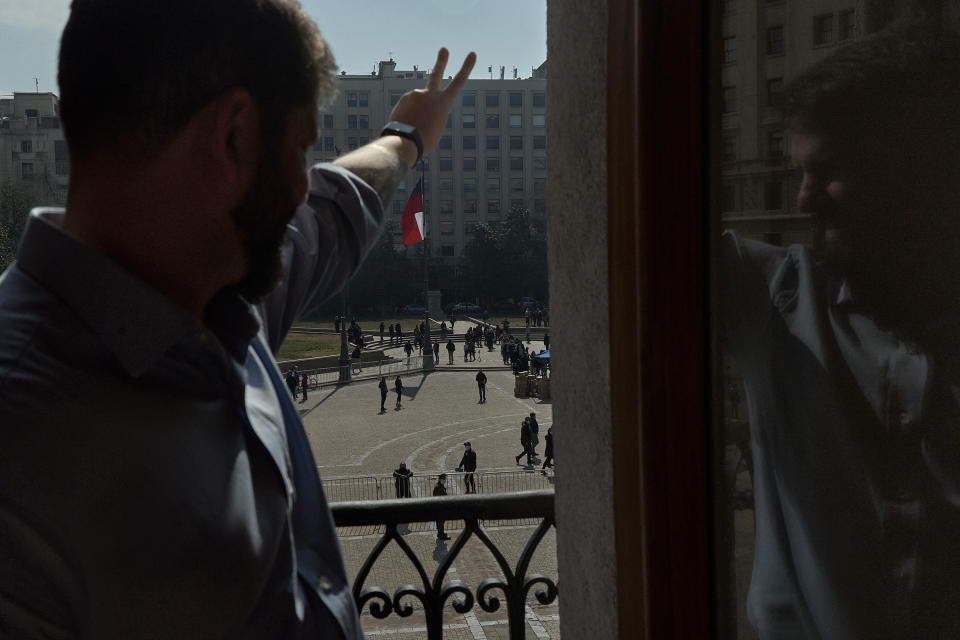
[[393, 463, 413, 499], [379, 376, 388, 412], [379, 321, 385, 343], [446, 339, 456, 365], [459, 442, 477, 493], [394, 375, 404, 409], [403, 340, 413, 363], [542, 427, 554, 471], [432, 473, 450, 540], [515, 418, 533, 465], [528, 412, 539, 455], [475, 369, 487, 402]]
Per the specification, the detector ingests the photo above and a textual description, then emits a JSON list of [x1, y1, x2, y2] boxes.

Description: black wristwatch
[[380, 121, 423, 164]]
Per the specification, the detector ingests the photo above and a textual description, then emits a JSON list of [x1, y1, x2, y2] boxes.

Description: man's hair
[[786, 26, 960, 149], [58, 0, 337, 161]]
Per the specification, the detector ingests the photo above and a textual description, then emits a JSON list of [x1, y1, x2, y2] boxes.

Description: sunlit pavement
[[303, 370, 559, 638]]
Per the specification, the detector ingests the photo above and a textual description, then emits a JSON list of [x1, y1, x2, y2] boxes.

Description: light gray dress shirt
[[724, 232, 960, 639], [0, 164, 383, 638]]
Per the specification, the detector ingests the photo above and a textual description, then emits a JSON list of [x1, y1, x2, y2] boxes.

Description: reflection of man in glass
[[724, 27, 960, 639]]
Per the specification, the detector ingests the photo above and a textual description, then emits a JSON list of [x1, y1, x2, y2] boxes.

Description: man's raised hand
[[389, 48, 477, 155]]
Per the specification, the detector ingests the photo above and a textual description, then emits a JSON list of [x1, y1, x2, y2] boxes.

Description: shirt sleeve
[[260, 163, 385, 353], [0, 509, 82, 639], [720, 230, 781, 366]]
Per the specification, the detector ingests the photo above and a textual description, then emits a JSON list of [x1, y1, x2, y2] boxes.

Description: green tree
[[463, 205, 548, 306], [0, 182, 35, 271]]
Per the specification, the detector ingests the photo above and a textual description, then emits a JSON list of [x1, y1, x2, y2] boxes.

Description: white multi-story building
[[313, 59, 548, 262], [0, 92, 70, 205]]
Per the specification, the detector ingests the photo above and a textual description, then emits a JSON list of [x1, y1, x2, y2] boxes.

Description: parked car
[[519, 297, 541, 311], [399, 304, 426, 314]]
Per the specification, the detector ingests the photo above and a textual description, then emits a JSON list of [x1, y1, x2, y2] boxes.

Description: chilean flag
[[401, 178, 425, 246]]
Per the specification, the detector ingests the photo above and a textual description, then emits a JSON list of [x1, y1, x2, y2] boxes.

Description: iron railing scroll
[[330, 489, 557, 640]]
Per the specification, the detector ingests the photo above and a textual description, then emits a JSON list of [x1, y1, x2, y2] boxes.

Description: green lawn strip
[[276, 333, 343, 361]]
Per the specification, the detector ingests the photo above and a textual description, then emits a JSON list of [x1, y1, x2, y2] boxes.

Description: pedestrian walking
[[544, 332, 550, 350], [440, 322, 447, 341], [334, 315, 340, 332], [542, 427, 554, 471], [446, 339, 456, 365], [476, 369, 487, 403], [300, 372, 309, 403], [351, 345, 362, 373], [433, 473, 450, 540], [379, 321, 385, 344], [515, 418, 533, 465], [433, 340, 440, 362], [393, 463, 413, 499], [459, 442, 477, 493], [403, 340, 413, 363], [379, 376, 388, 412], [394, 375, 403, 408], [529, 412, 540, 455], [389, 323, 395, 344]]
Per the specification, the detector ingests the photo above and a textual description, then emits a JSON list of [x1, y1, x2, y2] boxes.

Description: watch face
[[387, 121, 416, 135]]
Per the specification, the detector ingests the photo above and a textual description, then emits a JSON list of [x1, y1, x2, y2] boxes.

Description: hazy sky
[[0, 0, 548, 95]]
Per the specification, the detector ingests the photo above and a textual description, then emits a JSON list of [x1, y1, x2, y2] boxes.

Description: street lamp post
[[338, 285, 351, 383], [422, 248, 435, 371]]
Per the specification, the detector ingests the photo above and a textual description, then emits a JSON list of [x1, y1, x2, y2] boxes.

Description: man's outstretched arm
[[260, 49, 476, 350]]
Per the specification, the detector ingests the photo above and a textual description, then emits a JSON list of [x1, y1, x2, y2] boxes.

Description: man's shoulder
[[0, 264, 93, 396]]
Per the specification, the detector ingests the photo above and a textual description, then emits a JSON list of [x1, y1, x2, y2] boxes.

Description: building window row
[[461, 91, 546, 108], [346, 92, 369, 108]]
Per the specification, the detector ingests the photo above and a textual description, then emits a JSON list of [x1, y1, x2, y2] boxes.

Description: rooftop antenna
[[33, 77, 39, 93], [389, 51, 394, 61], [513, 67, 517, 79]]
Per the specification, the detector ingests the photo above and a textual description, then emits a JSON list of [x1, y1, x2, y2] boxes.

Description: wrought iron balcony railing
[[331, 489, 557, 639]]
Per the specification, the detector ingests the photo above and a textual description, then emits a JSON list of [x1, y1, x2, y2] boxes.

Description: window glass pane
[[486, 114, 500, 128], [509, 92, 523, 107], [510, 136, 523, 150], [723, 36, 737, 63], [486, 156, 500, 172], [485, 93, 499, 107], [767, 25, 784, 55], [463, 157, 476, 171], [439, 157, 453, 171], [486, 176, 500, 193], [323, 114, 334, 128], [534, 157, 547, 170], [705, 8, 960, 640], [462, 92, 476, 106], [533, 136, 546, 149], [463, 114, 476, 128], [510, 157, 524, 170], [532, 114, 546, 127], [510, 114, 522, 128], [463, 135, 476, 150], [487, 136, 500, 150], [533, 92, 546, 107], [439, 136, 452, 150]]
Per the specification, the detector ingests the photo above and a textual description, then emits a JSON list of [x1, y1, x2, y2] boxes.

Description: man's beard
[[230, 152, 299, 304]]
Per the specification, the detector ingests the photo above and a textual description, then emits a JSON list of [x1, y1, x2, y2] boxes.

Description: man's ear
[[209, 88, 260, 193]]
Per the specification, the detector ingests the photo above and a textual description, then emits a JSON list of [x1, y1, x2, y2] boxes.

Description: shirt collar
[[16, 208, 259, 377]]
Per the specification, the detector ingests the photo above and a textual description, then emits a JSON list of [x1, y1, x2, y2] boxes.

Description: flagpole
[[422, 159, 434, 370]]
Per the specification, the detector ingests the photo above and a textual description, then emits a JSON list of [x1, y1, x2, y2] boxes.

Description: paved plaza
[[298, 361, 558, 639]]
